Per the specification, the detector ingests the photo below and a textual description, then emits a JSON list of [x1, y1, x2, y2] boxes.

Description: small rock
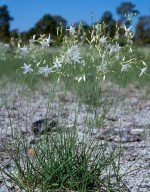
[[127, 156, 137, 161], [96, 135, 105, 140], [130, 128, 144, 135], [32, 119, 57, 135], [106, 117, 118, 121], [10, 106, 17, 110], [112, 134, 142, 143]]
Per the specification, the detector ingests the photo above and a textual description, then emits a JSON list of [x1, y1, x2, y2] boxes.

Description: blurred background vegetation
[[0, 2, 150, 45]]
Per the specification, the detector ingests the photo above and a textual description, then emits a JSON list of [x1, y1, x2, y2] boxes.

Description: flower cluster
[[40, 34, 53, 48], [19, 22, 147, 79], [63, 45, 82, 64]]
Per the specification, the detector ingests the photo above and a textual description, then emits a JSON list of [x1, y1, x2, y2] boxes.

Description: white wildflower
[[97, 61, 107, 73], [97, 65, 107, 73], [67, 26, 76, 34], [38, 65, 53, 77], [123, 26, 132, 37], [67, 45, 79, 53], [53, 57, 62, 69], [107, 43, 113, 50], [46, 34, 53, 44], [121, 64, 130, 73], [99, 36, 107, 46], [65, 45, 82, 64], [20, 46, 28, 56], [21, 63, 33, 74], [41, 34, 53, 48], [72, 52, 82, 63], [139, 67, 147, 77], [95, 24, 101, 31], [41, 41, 49, 48], [109, 43, 121, 55], [29, 34, 36, 44]]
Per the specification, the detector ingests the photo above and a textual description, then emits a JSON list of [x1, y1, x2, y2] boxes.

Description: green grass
[[0, 44, 149, 88], [2, 128, 123, 192], [109, 46, 150, 87]]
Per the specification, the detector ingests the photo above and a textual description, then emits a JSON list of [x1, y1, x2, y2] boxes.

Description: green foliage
[[117, 2, 139, 27], [101, 11, 116, 37], [2, 128, 121, 191], [53, 15, 67, 29], [136, 16, 150, 44], [0, 5, 13, 42]]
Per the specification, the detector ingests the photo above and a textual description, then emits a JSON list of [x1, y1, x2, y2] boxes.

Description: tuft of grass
[[1, 127, 124, 192]]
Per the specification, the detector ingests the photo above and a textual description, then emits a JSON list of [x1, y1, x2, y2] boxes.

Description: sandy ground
[[0, 79, 150, 192]]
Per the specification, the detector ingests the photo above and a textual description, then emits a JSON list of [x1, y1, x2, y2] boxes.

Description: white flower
[[109, 43, 121, 55], [97, 65, 107, 73], [99, 36, 107, 45], [95, 24, 101, 31], [21, 63, 33, 74], [66, 45, 78, 54], [121, 64, 130, 73], [65, 45, 82, 64], [72, 52, 82, 63], [123, 26, 132, 37], [97, 61, 107, 73], [29, 34, 36, 45], [38, 65, 53, 77], [67, 26, 76, 34], [41, 41, 48, 48], [41, 34, 53, 48], [139, 67, 147, 77], [46, 34, 53, 44], [53, 57, 62, 69], [107, 43, 113, 50], [20, 46, 28, 56]]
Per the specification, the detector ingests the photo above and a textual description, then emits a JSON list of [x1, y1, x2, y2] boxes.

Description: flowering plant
[[19, 21, 147, 82]]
